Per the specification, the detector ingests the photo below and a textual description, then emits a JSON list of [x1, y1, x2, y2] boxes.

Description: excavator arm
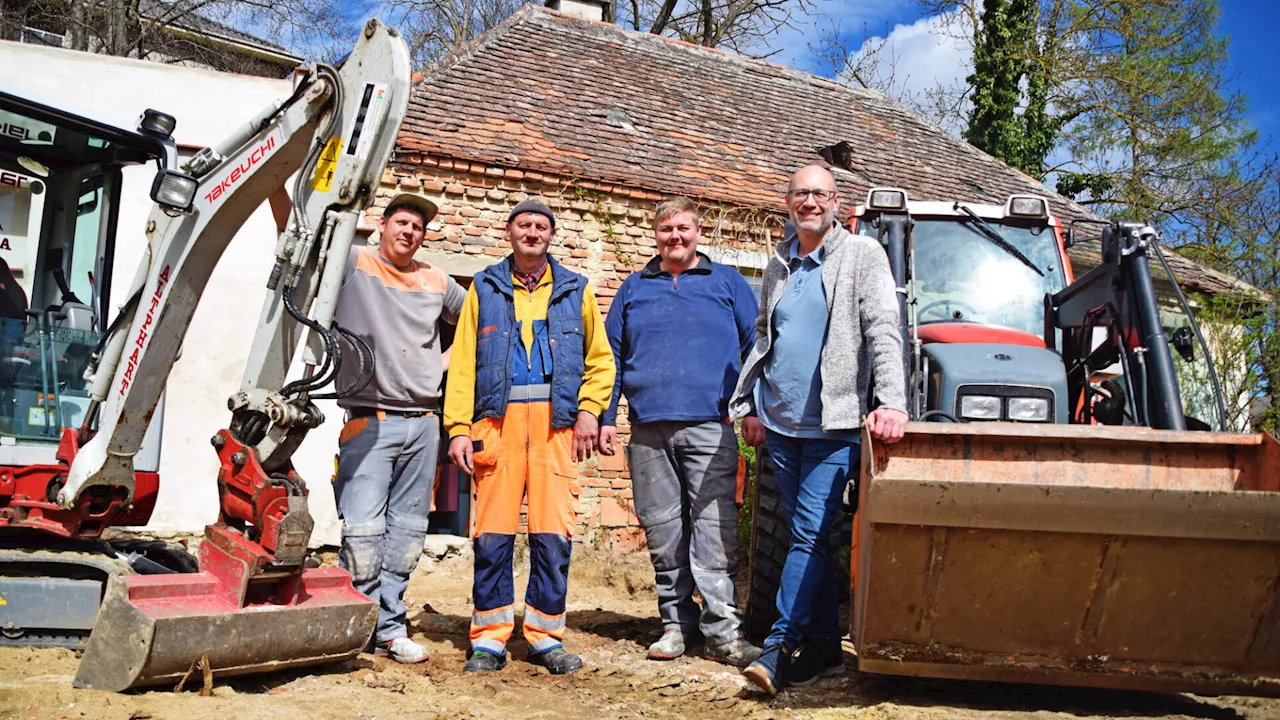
[[59, 20, 414, 691], [61, 20, 410, 517]]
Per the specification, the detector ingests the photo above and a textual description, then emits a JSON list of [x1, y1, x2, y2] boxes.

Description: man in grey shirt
[[333, 193, 465, 664], [731, 165, 908, 694]]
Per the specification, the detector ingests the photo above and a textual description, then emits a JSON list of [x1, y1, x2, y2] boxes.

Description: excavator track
[[0, 539, 132, 649]]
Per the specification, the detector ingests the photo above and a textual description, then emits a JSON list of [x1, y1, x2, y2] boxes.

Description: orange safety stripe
[[352, 246, 450, 294]]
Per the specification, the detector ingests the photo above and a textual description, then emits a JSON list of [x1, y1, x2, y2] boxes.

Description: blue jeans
[[334, 412, 439, 644], [764, 429, 859, 650]]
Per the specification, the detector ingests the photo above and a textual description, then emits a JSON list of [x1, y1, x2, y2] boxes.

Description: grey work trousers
[[334, 412, 439, 644], [626, 420, 744, 645]]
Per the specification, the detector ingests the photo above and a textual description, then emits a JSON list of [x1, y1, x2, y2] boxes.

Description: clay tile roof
[[400, 4, 1260, 298]]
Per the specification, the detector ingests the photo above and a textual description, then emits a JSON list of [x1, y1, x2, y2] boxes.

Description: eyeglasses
[[787, 189, 838, 202]]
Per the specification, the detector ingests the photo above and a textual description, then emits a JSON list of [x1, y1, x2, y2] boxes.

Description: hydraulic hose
[[1152, 242, 1229, 431]]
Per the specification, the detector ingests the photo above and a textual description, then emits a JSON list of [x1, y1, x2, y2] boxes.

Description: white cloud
[[768, 0, 915, 73], [848, 11, 973, 134]]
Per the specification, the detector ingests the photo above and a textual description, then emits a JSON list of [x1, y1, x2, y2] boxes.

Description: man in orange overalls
[[445, 199, 615, 675]]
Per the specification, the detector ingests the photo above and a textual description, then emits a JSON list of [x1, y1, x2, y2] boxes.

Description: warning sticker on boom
[[312, 136, 344, 192]]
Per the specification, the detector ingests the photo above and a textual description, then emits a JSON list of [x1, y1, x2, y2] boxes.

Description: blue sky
[[769, 0, 1280, 145]]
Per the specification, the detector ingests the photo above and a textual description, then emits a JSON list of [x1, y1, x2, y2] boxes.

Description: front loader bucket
[[74, 545, 375, 691], [853, 422, 1280, 697]]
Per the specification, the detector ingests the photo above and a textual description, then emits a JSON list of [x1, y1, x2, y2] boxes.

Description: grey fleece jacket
[[729, 222, 907, 430]]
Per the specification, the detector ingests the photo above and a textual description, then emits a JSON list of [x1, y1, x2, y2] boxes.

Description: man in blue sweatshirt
[[600, 196, 761, 667]]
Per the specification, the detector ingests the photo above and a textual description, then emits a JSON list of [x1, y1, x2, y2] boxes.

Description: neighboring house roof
[[400, 4, 1259, 298], [138, 0, 301, 65]]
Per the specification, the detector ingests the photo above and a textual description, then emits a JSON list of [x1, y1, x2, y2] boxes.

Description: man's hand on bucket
[[867, 408, 908, 443]]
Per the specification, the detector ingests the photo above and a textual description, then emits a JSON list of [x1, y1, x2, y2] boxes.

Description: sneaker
[[703, 637, 762, 668], [788, 641, 844, 686], [742, 643, 791, 696], [463, 650, 508, 672], [375, 637, 428, 664], [527, 647, 584, 675], [646, 629, 687, 660]]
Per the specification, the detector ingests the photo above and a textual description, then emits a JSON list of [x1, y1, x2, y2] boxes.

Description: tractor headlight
[[151, 169, 198, 212], [867, 188, 907, 210], [959, 395, 1001, 420], [1007, 397, 1051, 422]]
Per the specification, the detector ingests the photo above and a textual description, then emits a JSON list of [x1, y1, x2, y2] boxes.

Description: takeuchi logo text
[[120, 264, 171, 396], [203, 135, 277, 205]]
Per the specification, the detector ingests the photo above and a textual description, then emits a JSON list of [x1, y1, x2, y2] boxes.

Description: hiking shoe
[[463, 650, 508, 672], [788, 641, 844, 686], [647, 629, 688, 660], [742, 643, 791, 696], [703, 636, 762, 667], [375, 637, 428, 664], [528, 647, 584, 675]]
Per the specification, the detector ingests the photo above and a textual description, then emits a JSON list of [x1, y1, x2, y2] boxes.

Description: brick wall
[[371, 154, 778, 551]]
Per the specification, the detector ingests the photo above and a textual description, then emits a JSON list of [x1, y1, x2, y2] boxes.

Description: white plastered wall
[[0, 40, 344, 544]]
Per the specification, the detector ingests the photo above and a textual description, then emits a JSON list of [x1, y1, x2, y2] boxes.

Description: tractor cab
[[852, 189, 1073, 423], [0, 92, 173, 454]]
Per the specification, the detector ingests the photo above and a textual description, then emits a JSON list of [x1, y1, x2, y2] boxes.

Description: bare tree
[[382, 0, 523, 66], [379, 0, 811, 67], [1, 0, 347, 76]]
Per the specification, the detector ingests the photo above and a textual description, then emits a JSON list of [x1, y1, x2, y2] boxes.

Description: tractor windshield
[[860, 217, 1067, 338]]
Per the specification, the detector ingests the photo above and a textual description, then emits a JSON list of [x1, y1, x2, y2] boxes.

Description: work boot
[[463, 650, 508, 672], [375, 637, 428, 664], [703, 636, 762, 668], [742, 643, 791, 696], [646, 629, 688, 660], [788, 641, 844, 686], [528, 647, 584, 675]]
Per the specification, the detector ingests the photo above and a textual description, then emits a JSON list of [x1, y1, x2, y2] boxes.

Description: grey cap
[[385, 193, 439, 224], [507, 198, 556, 228]]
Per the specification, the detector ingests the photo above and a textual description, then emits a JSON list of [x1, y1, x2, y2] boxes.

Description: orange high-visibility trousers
[[468, 400, 580, 656]]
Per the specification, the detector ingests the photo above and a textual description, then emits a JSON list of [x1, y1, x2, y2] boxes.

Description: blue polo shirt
[[603, 253, 757, 425], [757, 244, 858, 442]]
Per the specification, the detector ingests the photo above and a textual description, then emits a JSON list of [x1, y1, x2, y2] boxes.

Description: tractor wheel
[[743, 446, 785, 640], [743, 446, 854, 642]]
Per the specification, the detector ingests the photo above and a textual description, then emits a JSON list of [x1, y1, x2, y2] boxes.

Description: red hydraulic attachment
[[72, 429, 376, 691], [0, 428, 158, 536]]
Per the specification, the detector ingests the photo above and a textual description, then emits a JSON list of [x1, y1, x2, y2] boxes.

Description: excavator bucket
[[853, 422, 1280, 697], [73, 535, 376, 692]]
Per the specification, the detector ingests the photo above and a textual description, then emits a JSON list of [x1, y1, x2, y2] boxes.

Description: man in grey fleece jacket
[[731, 165, 908, 695]]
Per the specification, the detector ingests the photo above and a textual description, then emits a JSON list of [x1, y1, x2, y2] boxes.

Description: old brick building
[[368, 4, 1258, 548]]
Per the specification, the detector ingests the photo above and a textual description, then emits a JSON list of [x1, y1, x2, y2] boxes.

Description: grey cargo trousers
[[626, 420, 744, 645]]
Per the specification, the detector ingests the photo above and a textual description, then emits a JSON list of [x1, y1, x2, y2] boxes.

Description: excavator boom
[[19, 19, 416, 691]]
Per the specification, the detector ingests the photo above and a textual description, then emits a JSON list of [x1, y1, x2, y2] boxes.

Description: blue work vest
[[472, 256, 587, 429]]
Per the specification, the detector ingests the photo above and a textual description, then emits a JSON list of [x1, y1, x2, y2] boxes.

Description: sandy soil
[[2, 546, 1278, 720]]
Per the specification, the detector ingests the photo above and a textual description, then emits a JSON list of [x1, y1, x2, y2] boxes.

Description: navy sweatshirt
[[603, 253, 758, 426]]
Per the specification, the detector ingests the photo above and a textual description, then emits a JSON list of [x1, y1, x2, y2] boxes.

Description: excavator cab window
[[0, 97, 151, 443]]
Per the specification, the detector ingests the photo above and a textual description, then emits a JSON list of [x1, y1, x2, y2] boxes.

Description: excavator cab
[[0, 92, 180, 647], [0, 94, 168, 456]]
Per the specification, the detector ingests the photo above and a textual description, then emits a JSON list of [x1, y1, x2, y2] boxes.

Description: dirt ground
[[2, 546, 1279, 720]]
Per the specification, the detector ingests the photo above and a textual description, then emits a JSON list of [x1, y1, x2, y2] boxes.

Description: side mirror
[[1065, 226, 1077, 248], [1170, 326, 1195, 362]]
